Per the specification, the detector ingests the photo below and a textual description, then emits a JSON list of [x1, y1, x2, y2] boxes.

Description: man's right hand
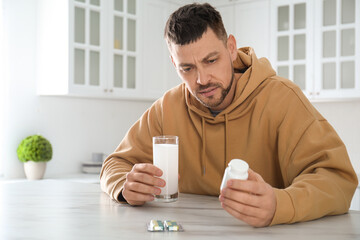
[[122, 163, 166, 206]]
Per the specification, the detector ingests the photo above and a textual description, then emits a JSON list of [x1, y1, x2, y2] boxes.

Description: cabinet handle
[[316, 92, 320, 95], [104, 89, 108, 92], [109, 89, 113, 93]]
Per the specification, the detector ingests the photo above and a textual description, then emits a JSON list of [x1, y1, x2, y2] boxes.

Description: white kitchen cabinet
[[216, 0, 271, 59], [139, 0, 180, 99], [37, 0, 111, 97], [37, 0, 179, 100], [216, 3, 235, 37], [271, 0, 313, 96], [313, 0, 360, 99], [271, 0, 360, 100]]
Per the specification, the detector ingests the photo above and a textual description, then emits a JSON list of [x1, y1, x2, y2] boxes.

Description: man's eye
[[181, 67, 192, 73], [208, 58, 217, 63]]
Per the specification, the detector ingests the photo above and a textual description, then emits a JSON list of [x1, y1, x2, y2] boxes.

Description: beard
[[193, 67, 235, 109]]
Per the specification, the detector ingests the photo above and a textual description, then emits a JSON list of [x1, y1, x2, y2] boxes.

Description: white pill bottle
[[220, 159, 249, 190]]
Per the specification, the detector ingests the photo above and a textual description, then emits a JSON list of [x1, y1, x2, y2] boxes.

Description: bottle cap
[[229, 159, 249, 175]]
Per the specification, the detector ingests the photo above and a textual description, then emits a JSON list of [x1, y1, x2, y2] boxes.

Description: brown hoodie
[[100, 47, 358, 225]]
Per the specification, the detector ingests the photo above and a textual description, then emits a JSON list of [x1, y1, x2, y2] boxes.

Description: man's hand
[[219, 169, 276, 227], [122, 163, 165, 206]]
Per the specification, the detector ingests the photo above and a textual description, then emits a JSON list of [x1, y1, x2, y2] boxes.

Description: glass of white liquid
[[152, 135, 179, 202]]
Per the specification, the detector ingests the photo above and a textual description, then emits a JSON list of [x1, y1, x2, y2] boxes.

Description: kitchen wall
[[1, 0, 154, 178], [1, 0, 359, 179], [313, 100, 360, 173]]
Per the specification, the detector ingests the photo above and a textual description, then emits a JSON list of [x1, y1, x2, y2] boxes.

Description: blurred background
[[0, 0, 359, 180]]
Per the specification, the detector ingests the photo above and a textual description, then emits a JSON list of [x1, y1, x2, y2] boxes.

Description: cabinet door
[[216, 4, 235, 37], [314, 0, 360, 99], [37, 0, 180, 100], [69, 0, 107, 96], [215, 0, 271, 62], [234, 0, 271, 59], [106, 0, 141, 98], [140, 0, 180, 99], [271, 0, 313, 98]]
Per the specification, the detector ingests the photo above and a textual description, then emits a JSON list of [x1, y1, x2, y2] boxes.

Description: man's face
[[168, 28, 238, 111]]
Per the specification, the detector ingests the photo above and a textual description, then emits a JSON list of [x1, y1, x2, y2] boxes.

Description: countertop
[[0, 179, 359, 240]]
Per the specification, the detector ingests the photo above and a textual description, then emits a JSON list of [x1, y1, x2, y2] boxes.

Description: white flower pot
[[24, 161, 47, 180]]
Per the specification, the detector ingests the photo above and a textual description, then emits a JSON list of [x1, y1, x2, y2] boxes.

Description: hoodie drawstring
[[224, 114, 229, 171], [200, 114, 230, 176], [201, 117, 206, 175]]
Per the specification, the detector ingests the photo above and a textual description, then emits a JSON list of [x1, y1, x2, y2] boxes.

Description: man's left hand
[[219, 168, 276, 227]]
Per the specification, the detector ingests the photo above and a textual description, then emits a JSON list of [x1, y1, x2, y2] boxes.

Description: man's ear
[[227, 34, 237, 62]]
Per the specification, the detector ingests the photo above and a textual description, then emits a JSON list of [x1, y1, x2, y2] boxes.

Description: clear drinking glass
[[152, 135, 179, 202]]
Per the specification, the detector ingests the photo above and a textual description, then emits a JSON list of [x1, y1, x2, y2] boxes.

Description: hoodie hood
[[184, 47, 276, 175]]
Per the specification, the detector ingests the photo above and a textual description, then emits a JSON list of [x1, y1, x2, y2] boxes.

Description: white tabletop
[[0, 179, 359, 240]]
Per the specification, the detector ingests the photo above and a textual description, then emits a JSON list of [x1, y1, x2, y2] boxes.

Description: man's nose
[[196, 67, 210, 85]]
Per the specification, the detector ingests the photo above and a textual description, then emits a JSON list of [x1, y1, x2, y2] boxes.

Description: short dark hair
[[164, 3, 227, 46]]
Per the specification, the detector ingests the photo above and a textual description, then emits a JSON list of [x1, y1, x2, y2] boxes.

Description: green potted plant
[[17, 135, 53, 180]]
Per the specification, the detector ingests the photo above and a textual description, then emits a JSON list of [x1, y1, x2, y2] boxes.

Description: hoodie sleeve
[[100, 100, 163, 203], [270, 117, 358, 225]]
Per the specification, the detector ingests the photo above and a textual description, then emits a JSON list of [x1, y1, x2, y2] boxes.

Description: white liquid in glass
[[153, 143, 178, 196]]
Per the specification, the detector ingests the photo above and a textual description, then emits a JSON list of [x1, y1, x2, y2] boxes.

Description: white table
[[1, 180, 359, 240]]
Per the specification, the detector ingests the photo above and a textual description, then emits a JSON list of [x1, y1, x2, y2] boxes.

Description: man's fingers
[[122, 181, 158, 205], [122, 188, 154, 205], [225, 169, 266, 195], [124, 181, 161, 196], [220, 196, 263, 218], [133, 163, 163, 177], [221, 202, 266, 227], [220, 168, 276, 227], [127, 172, 165, 188], [227, 180, 264, 195], [122, 163, 166, 206], [221, 188, 261, 207]]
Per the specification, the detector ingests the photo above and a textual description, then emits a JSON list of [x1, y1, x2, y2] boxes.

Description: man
[[100, 3, 358, 227]]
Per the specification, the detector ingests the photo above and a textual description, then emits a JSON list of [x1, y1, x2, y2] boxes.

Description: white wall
[[1, 0, 153, 178], [1, 0, 359, 180], [313, 101, 360, 173]]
